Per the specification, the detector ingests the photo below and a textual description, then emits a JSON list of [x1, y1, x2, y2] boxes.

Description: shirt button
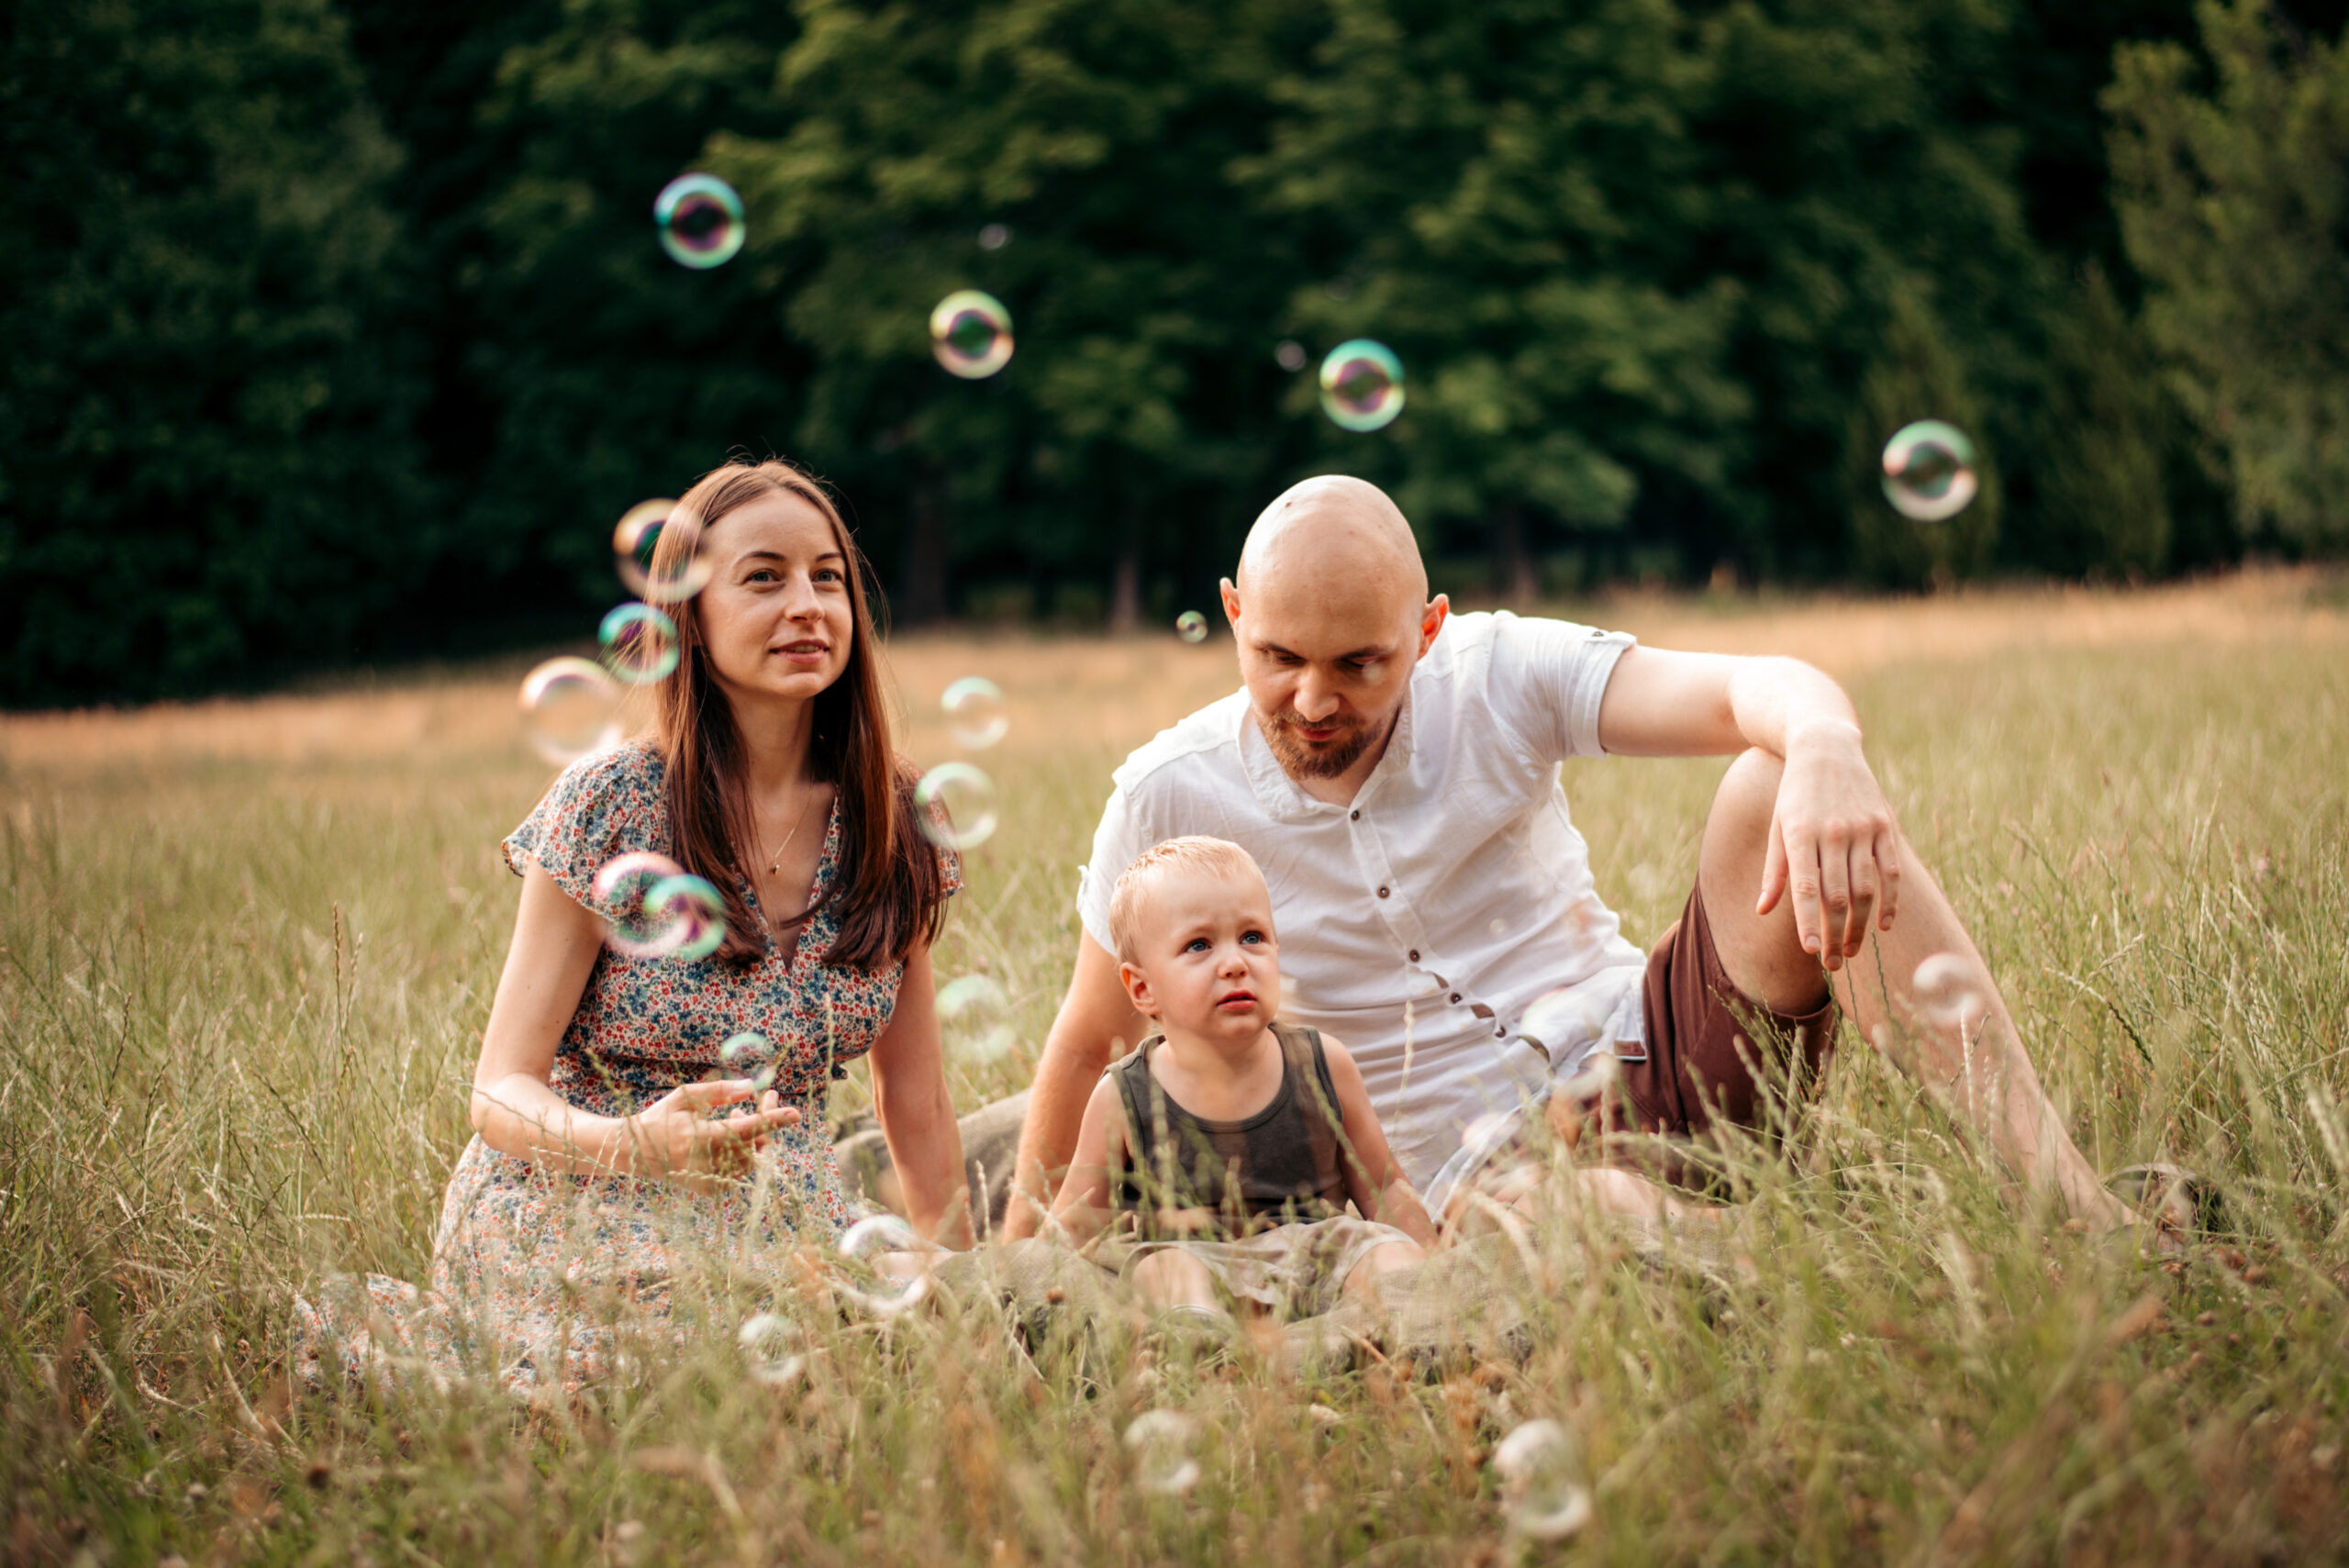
[[1350, 809, 1360, 821], [1376, 885, 1390, 899], [1408, 949, 1419, 962], [1450, 992, 1462, 1004]]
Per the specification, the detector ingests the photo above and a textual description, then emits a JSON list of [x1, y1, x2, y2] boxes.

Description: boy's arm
[[1320, 1035, 1439, 1249], [1046, 1076, 1129, 1244]]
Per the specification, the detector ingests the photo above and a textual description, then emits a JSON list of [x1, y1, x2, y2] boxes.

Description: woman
[[298, 458, 969, 1396]]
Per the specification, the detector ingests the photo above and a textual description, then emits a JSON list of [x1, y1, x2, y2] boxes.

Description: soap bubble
[[840, 1212, 920, 1262], [591, 851, 684, 948], [1174, 610, 1209, 644], [914, 762, 999, 851], [1319, 339, 1405, 432], [654, 173, 745, 269], [737, 1313, 808, 1389], [1911, 952, 1986, 1029], [718, 1031, 768, 1065], [930, 290, 1014, 379], [1122, 1409, 1201, 1497], [1488, 916, 1509, 938], [1275, 340, 1307, 372], [643, 875, 726, 962], [941, 675, 1008, 749], [977, 222, 1010, 250], [938, 974, 1016, 1062], [652, 174, 743, 266], [836, 1213, 930, 1317], [1492, 1419, 1591, 1540], [1880, 420, 1979, 523], [518, 658, 625, 766], [612, 499, 715, 605], [598, 602, 680, 684], [591, 852, 727, 961]]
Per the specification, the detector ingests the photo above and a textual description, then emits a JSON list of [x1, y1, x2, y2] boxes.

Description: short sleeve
[[1074, 782, 1149, 954], [1494, 615, 1636, 762], [501, 743, 671, 908]]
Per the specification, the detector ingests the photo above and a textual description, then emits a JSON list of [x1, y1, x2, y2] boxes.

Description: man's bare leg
[[1339, 1240, 1425, 1300], [1699, 749, 2131, 1229], [1130, 1249, 1221, 1311]]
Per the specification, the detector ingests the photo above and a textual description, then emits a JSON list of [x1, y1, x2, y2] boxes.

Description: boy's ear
[[1118, 960, 1157, 1017]]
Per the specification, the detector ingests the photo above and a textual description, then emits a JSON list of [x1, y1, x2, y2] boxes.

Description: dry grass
[[2, 570, 2345, 1565]]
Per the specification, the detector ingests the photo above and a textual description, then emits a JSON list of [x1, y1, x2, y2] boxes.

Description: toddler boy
[[1050, 837, 1438, 1322]]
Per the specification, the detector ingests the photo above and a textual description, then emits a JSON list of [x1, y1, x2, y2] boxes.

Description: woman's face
[[694, 489, 856, 711]]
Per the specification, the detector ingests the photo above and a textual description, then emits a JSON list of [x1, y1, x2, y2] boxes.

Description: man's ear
[[1119, 960, 1158, 1018], [1418, 594, 1450, 656], [1219, 576, 1241, 628]]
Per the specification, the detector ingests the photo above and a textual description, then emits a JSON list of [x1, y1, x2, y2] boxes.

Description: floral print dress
[[294, 742, 955, 1396]]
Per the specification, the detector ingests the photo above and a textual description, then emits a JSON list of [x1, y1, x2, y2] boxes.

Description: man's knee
[[1130, 1248, 1215, 1306], [1699, 748, 1831, 1016], [1708, 749, 1784, 851]]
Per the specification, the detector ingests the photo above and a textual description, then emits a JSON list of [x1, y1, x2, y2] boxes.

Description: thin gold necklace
[[763, 788, 822, 877]]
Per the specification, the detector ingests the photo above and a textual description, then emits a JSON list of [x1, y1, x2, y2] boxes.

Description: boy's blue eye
[[1185, 937, 1210, 952], [1241, 930, 1266, 945]]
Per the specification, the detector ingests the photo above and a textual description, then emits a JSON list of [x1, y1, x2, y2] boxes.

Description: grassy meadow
[[3, 570, 2346, 1564]]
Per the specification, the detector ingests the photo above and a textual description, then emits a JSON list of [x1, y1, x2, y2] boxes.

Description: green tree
[[1246, 0, 2081, 587], [1692, 0, 2053, 580], [0, 0, 428, 704], [453, 0, 806, 612], [1245, 0, 1750, 600], [2108, 0, 2349, 553], [1845, 289, 2000, 588], [721, 0, 1318, 625], [2028, 266, 2194, 579]]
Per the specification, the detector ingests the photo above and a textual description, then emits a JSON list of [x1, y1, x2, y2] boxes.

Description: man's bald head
[[1219, 476, 1449, 789], [1235, 475, 1428, 612]]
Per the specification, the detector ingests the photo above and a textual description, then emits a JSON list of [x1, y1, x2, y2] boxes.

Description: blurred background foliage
[[3, 0, 2345, 705]]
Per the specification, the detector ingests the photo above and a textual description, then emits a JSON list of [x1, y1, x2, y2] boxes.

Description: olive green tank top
[[1107, 1022, 1349, 1231]]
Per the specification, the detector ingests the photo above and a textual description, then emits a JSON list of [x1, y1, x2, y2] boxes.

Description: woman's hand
[[627, 1080, 801, 1190]]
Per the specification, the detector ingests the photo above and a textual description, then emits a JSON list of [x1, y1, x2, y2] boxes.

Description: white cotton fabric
[[1075, 610, 1649, 1213]]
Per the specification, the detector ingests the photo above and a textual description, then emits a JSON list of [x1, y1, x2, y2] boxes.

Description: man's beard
[[1256, 706, 1379, 780]]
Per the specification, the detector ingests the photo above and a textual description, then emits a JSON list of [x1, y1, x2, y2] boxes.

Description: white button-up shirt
[[1075, 610, 1647, 1209]]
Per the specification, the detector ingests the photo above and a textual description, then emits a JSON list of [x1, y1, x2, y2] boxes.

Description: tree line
[[3, 0, 2345, 705]]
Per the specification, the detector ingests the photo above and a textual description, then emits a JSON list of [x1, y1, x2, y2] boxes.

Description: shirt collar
[[1233, 675, 1420, 822]]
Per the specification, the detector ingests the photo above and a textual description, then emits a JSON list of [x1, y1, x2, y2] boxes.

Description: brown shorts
[[1595, 879, 1839, 1184]]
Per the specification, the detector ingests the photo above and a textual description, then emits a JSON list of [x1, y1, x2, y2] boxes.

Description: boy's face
[[1119, 862, 1282, 1044]]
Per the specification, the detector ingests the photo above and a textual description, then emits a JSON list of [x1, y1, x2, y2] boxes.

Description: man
[[999, 474, 2132, 1238]]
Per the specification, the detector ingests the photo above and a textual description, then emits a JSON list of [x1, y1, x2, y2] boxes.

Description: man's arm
[[1596, 647, 1900, 971], [1000, 932, 1147, 1240], [1322, 1035, 1439, 1249], [1044, 1075, 1129, 1244]]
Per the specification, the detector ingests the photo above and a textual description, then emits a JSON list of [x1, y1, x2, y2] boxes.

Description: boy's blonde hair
[[1107, 837, 1266, 962]]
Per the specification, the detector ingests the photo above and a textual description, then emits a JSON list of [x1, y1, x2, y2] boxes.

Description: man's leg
[[1130, 1249, 1221, 1311], [1339, 1241, 1424, 1299], [1699, 749, 2130, 1228]]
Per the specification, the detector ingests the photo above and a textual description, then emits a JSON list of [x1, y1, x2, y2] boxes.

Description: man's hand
[[1755, 719, 1900, 970]]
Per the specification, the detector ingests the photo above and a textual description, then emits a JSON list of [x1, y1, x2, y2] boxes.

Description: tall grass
[[2, 599, 2344, 1564]]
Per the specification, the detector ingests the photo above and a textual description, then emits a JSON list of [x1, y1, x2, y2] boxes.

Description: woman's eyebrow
[[735, 549, 847, 565]]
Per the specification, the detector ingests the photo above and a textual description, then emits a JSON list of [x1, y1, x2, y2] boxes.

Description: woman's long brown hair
[[648, 457, 947, 972]]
